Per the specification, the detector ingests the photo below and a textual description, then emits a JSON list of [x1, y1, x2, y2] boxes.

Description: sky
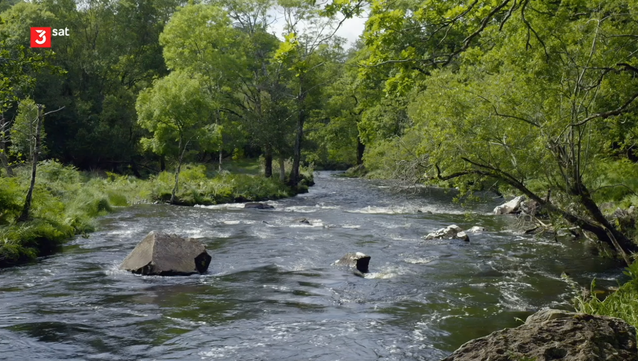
[[333, 15, 367, 47], [267, 10, 368, 48]]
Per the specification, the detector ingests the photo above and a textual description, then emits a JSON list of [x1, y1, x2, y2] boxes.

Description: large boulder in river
[[493, 195, 526, 215], [335, 252, 371, 274], [120, 231, 212, 276], [441, 309, 637, 361]]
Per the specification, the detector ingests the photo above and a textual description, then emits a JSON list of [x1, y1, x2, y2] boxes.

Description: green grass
[[570, 262, 638, 332], [0, 159, 311, 268], [216, 158, 263, 175]]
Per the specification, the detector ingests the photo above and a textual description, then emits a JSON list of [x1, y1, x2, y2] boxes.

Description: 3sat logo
[[30, 27, 70, 48]]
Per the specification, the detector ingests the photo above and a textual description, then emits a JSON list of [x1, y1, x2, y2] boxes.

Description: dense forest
[[1, 0, 638, 261]]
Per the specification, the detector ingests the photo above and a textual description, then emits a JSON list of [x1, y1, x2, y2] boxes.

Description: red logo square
[[30, 27, 51, 48]]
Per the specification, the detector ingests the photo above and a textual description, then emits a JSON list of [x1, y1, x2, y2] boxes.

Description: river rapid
[[0, 171, 623, 360]]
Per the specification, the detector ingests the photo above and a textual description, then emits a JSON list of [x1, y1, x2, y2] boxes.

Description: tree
[[15, 101, 64, 222], [0, 5, 53, 176], [384, 0, 638, 254], [274, 0, 349, 185], [136, 71, 220, 203], [0, 0, 182, 172]]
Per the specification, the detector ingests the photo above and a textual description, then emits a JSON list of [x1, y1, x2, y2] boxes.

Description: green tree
[[136, 71, 220, 204], [0, 4, 53, 176], [10, 98, 43, 160], [274, 0, 349, 185], [381, 0, 638, 254]]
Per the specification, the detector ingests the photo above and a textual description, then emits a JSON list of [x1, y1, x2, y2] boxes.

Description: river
[[0, 171, 623, 360]]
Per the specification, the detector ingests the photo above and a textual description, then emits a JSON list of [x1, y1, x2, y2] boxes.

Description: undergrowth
[[0, 160, 309, 268], [569, 262, 638, 332]]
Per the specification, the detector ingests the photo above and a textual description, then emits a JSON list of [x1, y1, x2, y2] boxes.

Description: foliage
[[0, 159, 302, 267], [571, 262, 638, 334], [350, 0, 638, 253], [10, 98, 44, 160]]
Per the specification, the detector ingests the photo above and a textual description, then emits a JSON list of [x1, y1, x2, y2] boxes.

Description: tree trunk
[[264, 145, 273, 178], [0, 150, 13, 177], [440, 161, 638, 256], [279, 157, 286, 182], [130, 158, 142, 178], [170, 138, 187, 204], [356, 137, 365, 165], [18, 104, 44, 222], [0, 116, 13, 177], [574, 182, 637, 254], [160, 155, 166, 172], [218, 148, 223, 172], [289, 110, 304, 187]]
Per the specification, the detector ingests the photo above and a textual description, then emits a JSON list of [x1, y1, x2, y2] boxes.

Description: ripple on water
[[0, 172, 625, 361]]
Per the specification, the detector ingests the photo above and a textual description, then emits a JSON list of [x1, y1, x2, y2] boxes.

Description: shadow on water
[[0, 171, 626, 360]]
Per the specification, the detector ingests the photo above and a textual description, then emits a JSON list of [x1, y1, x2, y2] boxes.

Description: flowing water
[[0, 172, 624, 360]]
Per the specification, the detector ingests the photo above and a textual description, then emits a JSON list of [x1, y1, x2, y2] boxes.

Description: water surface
[[0, 172, 622, 360]]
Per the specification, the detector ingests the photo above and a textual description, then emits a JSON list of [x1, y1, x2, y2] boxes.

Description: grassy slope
[[0, 159, 311, 268]]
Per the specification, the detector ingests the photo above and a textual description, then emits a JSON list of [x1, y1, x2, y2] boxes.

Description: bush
[[571, 262, 638, 333]]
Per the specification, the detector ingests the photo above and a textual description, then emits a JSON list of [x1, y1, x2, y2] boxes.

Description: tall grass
[[570, 262, 638, 332], [0, 160, 305, 268]]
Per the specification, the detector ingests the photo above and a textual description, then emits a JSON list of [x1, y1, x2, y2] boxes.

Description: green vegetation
[[0, 0, 637, 328], [571, 261, 638, 333], [0, 159, 311, 267]]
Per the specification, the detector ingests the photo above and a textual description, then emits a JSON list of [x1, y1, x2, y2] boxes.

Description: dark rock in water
[[120, 231, 212, 276], [244, 202, 274, 209], [335, 252, 371, 273], [296, 218, 311, 225], [441, 309, 637, 361]]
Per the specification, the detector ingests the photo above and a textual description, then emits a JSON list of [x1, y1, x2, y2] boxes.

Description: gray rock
[[441, 309, 637, 361], [335, 252, 371, 273], [467, 226, 486, 233], [244, 202, 274, 209], [424, 225, 464, 240], [493, 196, 526, 215], [120, 231, 212, 276]]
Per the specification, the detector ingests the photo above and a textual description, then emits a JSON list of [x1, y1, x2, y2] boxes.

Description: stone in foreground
[[120, 231, 212, 276], [441, 309, 637, 361], [335, 252, 371, 274]]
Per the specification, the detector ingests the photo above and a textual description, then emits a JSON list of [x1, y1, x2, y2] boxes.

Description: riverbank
[[344, 164, 638, 352], [0, 160, 312, 268]]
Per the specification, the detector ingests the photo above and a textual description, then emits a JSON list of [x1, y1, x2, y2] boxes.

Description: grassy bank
[[0, 160, 312, 268]]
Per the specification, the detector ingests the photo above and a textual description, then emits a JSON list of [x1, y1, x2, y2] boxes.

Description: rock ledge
[[441, 309, 637, 361]]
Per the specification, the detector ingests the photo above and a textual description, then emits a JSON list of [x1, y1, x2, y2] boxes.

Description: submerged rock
[[441, 309, 637, 361], [244, 202, 274, 209], [493, 196, 525, 215], [120, 231, 212, 276], [335, 252, 371, 274]]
